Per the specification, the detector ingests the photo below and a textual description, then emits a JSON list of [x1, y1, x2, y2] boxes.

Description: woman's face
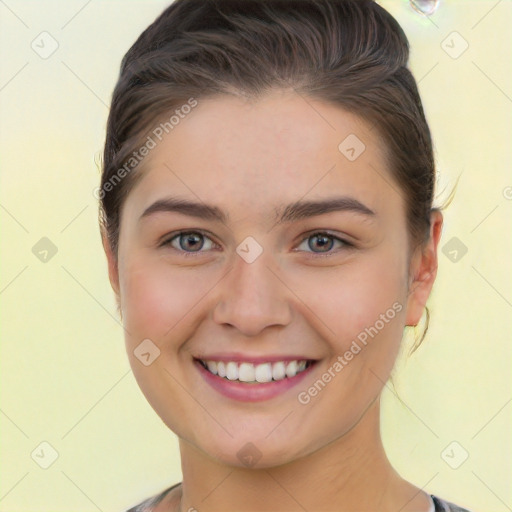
[[106, 89, 436, 467]]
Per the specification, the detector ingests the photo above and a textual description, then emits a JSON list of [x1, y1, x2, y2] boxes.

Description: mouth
[[195, 358, 315, 383], [193, 356, 319, 402], [196, 359, 315, 384]]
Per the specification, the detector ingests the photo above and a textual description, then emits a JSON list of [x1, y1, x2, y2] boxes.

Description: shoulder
[[431, 494, 474, 512], [125, 482, 181, 512]]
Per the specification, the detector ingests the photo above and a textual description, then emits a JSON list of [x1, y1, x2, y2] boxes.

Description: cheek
[[302, 252, 408, 354], [119, 258, 205, 345]]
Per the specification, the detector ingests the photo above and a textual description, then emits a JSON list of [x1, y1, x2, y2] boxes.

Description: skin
[[103, 88, 443, 511]]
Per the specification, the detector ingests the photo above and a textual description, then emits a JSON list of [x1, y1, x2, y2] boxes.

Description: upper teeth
[[201, 360, 309, 383]]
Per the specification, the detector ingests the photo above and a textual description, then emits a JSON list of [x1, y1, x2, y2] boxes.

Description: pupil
[[181, 233, 203, 251], [310, 234, 332, 252]]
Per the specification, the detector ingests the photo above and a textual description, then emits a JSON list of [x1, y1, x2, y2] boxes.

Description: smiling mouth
[[195, 358, 316, 384]]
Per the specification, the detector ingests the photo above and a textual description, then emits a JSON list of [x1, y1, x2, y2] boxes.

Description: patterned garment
[[125, 483, 474, 512]]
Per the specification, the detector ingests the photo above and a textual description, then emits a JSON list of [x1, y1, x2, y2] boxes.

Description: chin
[[191, 432, 313, 470]]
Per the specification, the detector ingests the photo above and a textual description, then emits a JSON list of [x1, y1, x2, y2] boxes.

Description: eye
[[160, 230, 353, 258], [295, 231, 353, 256], [160, 230, 217, 255]]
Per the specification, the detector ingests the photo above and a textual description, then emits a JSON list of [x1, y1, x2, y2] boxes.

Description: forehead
[[124, 89, 402, 225]]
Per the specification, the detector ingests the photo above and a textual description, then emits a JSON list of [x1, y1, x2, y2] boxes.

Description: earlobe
[[405, 210, 443, 326]]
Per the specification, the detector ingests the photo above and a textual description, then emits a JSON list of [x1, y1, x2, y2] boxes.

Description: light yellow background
[[0, 1, 511, 511]]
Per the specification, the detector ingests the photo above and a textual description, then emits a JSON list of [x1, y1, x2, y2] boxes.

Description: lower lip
[[194, 359, 317, 402]]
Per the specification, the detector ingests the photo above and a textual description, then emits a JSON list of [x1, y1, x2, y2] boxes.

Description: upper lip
[[194, 353, 319, 364]]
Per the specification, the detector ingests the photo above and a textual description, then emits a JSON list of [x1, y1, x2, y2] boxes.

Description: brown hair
[[99, 0, 443, 349]]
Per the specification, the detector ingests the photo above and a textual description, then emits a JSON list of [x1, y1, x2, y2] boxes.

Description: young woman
[[98, 1, 473, 510]]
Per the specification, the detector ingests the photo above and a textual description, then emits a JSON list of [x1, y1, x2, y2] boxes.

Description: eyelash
[[159, 230, 354, 258]]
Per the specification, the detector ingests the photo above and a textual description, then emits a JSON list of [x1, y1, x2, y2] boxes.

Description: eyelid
[[159, 229, 219, 254], [294, 230, 354, 257], [298, 229, 353, 244], [160, 229, 354, 257]]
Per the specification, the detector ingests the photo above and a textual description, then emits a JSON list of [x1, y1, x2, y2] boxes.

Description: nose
[[213, 250, 293, 337]]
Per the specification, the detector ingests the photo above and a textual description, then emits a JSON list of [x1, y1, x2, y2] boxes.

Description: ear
[[405, 210, 443, 326], [101, 231, 120, 300]]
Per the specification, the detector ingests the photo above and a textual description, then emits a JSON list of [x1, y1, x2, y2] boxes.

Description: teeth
[[226, 361, 238, 380], [238, 362, 255, 382], [285, 360, 297, 378], [199, 359, 311, 382], [272, 361, 286, 380], [255, 363, 272, 383]]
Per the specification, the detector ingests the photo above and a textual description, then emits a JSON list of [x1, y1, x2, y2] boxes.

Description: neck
[[173, 397, 429, 511]]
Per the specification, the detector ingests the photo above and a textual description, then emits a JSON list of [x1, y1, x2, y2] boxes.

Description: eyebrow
[[139, 196, 376, 225]]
